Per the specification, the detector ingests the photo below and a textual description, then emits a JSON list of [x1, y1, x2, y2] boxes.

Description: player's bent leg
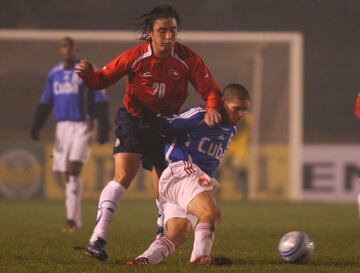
[[113, 153, 142, 188], [151, 169, 165, 238], [187, 191, 221, 263], [86, 153, 141, 260], [128, 237, 175, 265], [188, 222, 216, 263], [159, 161, 220, 219], [165, 217, 192, 247], [155, 199, 165, 239], [127, 217, 191, 265], [187, 191, 220, 224]]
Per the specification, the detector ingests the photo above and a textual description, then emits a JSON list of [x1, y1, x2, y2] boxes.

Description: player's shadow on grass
[[229, 258, 280, 266], [112, 256, 234, 266], [306, 260, 360, 267]]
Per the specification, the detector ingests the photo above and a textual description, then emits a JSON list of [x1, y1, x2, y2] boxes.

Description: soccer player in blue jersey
[[124, 83, 250, 265], [30, 37, 110, 233]]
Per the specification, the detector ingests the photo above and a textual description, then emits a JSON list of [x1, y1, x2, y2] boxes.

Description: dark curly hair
[[134, 4, 181, 41]]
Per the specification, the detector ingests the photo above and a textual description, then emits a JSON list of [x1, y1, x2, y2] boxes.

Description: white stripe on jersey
[[179, 107, 205, 118], [166, 107, 205, 122], [172, 52, 189, 70], [131, 44, 152, 69], [219, 124, 237, 132], [165, 140, 177, 163]]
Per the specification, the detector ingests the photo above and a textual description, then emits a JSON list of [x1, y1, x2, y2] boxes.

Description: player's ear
[[148, 31, 153, 40], [221, 95, 225, 105]]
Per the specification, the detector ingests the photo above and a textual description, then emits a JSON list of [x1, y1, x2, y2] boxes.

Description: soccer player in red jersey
[[75, 4, 222, 260]]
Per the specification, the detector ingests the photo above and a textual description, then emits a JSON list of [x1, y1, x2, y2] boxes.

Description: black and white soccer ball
[[278, 231, 315, 263]]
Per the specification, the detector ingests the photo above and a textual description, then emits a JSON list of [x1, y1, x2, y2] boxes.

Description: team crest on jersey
[[168, 69, 180, 80], [114, 138, 121, 147]]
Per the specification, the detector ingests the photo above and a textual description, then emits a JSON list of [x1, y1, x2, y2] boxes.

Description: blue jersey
[[40, 63, 107, 122], [162, 106, 237, 177]]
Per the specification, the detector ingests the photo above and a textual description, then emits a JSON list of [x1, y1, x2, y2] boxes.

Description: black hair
[[134, 4, 181, 41], [222, 83, 250, 101]]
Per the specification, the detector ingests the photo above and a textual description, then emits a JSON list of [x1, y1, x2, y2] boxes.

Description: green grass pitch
[[0, 198, 359, 273]]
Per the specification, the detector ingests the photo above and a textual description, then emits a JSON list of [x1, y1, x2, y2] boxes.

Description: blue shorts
[[113, 107, 166, 172]]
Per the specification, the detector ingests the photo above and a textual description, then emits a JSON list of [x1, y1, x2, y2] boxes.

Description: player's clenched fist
[[75, 59, 93, 77]]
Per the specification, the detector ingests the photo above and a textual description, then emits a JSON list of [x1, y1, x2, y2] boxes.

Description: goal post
[[0, 30, 303, 200]]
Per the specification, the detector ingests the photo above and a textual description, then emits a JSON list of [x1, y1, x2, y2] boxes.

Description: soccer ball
[[278, 231, 315, 263]]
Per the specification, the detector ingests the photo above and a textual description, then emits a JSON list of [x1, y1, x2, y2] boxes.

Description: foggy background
[[0, 0, 359, 143]]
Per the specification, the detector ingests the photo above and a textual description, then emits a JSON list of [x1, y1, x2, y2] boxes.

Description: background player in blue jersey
[[124, 83, 250, 265], [30, 37, 110, 233]]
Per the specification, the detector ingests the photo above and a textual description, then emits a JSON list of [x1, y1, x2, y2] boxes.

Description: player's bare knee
[[198, 205, 218, 224], [199, 212, 214, 223], [113, 168, 137, 188], [166, 229, 190, 247], [165, 218, 192, 247], [169, 230, 191, 247]]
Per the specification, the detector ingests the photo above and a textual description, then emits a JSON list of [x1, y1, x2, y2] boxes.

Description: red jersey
[[355, 93, 360, 118], [80, 42, 221, 116]]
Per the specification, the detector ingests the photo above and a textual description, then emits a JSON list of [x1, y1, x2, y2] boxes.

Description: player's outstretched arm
[[76, 59, 106, 90], [75, 59, 94, 79], [161, 107, 205, 138], [187, 50, 222, 126]]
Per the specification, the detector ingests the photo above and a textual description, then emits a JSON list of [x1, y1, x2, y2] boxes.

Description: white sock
[[65, 175, 82, 226], [156, 199, 164, 237], [138, 237, 175, 264], [90, 180, 126, 243], [74, 177, 83, 228], [190, 222, 215, 262]]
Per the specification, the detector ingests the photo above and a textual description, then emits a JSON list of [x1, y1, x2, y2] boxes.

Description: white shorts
[[52, 121, 95, 172], [162, 202, 198, 229], [159, 161, 219, 212]]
